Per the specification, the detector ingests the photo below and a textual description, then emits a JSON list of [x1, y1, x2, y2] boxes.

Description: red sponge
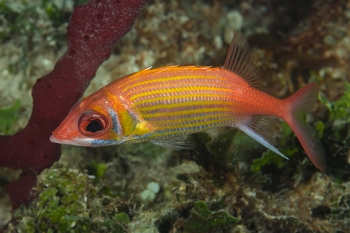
[[0, 0, 148, 209]]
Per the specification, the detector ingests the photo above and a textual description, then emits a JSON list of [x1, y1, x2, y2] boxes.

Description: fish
[[50, 31, 326, 170]]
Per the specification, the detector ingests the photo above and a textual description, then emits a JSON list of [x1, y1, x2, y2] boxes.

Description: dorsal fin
[[223, 31, 262, 87]]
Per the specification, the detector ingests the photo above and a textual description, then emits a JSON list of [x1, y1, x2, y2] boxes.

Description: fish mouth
[[49, 135, 61, 144], [49, 135, 89, 146]]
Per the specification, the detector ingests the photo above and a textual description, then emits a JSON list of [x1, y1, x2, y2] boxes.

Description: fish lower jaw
[[49, 135, 61, 144], [49, 135, 90, 146]]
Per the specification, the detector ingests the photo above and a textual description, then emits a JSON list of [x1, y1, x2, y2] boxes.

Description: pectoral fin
[[151, 134, 196, 150]]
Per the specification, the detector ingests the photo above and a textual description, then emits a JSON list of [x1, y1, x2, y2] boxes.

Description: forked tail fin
[[283, 83, 326, 170]]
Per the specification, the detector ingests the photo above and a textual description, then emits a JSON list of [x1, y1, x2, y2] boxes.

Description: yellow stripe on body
[[116, 66, 233, 89], [134, 87, 244, 118], [121, 75, 231, 94], [134, 115, 237, 139], [129, 86, 234, 102], [125, 78, 239, 98], [112, 66, 250, 141], [117, 66, 247, 96], [141, 105, 234, 119], [136, 92, 235, 110], [154, 115, 239, 132], [145, 106, 243, 136]]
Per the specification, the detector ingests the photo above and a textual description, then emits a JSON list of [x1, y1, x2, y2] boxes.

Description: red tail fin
[[283, 83, 326, 170]]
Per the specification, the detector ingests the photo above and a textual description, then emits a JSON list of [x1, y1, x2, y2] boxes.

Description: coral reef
[[1, 0, 350, 232], [0, 0, 149, 219]]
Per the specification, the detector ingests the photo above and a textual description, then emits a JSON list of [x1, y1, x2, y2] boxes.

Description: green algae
[[250, 122, 298, 172], [13, 166, 130, 233], [319, 82, 350, 144], [181, 200, 238, 232], [0, 0, 84, 41], [89, 160, 108, 182], [3, 0, 350, 232], [0, 100, 20, 135], [251, 149, 289, 172], [114, 212, 130, 224]]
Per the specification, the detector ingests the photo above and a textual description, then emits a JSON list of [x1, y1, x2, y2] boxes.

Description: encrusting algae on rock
[[2, 0, 350, 232]]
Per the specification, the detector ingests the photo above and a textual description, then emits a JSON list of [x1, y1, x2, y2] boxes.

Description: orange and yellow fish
[[50, 32, 326, 170]]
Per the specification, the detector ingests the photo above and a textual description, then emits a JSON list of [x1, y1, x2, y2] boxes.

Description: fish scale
[[50, 32, 326, 170]]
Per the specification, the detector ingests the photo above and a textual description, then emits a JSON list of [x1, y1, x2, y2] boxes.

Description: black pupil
[[86, 119, 103, 132]]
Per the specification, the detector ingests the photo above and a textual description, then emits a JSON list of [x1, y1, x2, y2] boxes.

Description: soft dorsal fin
[[223, 31, 262, 87]]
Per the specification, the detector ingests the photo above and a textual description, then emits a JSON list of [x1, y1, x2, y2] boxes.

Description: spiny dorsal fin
[[223, 31, 262, 87]]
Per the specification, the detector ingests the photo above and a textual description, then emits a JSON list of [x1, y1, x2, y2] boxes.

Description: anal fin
[[237, 116, 289, 160]]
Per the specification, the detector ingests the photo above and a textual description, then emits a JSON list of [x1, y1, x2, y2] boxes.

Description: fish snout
[[49, 135, 60, 144]]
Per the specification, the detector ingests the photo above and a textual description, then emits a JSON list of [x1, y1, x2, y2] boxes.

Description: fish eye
[[86, 119, 103, 132], [78, 111, 109, 136]]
